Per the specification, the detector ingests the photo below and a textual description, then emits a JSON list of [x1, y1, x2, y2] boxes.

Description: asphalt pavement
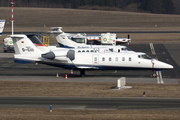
[[0, 97, 180, 110]]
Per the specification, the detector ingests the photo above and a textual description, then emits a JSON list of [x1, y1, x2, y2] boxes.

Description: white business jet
[[10, 34, 173, 76], [0, 20, 5, 36], [50, 27, 134, 53]]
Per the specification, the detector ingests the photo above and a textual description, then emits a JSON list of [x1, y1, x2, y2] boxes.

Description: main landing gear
[[80, 70, 86, 77]]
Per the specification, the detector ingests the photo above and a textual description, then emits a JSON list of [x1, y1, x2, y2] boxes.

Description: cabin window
[[115, 57, 118, 61], [82, 50, 85, 52], [102, 57, 105, 61], [129, 57, 132, 61], [109, 57, 112, 61], [122, 57, 125, 61], [86, 50, 89, 52], [78, 50, 81, 52], [91, 50, 94, 52]]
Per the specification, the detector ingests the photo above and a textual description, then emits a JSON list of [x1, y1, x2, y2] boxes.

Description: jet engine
[[42, 49, 75, 61]]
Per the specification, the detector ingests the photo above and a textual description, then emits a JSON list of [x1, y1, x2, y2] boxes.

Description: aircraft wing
[[76, 66, 99, 69]]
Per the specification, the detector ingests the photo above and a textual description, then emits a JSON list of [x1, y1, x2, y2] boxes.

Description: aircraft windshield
[[109, 48, 113, 52], [71, 38, 85, 43], [139, 54, 152, 59], [121, 47, 132, 51]]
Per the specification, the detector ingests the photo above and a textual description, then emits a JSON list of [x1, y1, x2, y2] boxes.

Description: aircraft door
[[93, 55, 99, 64]]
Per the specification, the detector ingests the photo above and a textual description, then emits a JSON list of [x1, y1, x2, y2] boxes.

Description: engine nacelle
[[42, 49, 75, 61], [41, 52, 55, 60]]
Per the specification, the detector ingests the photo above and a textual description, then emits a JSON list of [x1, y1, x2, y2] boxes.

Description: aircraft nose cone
[[154, 60, 173, 69], [166, 64, 174, 69]]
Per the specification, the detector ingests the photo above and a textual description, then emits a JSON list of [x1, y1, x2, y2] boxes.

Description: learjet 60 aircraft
[[0, 20, 5, 36], [10, 34, 173, 76]]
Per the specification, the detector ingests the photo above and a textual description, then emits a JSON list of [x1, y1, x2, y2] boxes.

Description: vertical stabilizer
[[0, 20, 5, 36], [9, 34, 42, 63], [9, 34, 41, 54], [50, 27, 79, 48]]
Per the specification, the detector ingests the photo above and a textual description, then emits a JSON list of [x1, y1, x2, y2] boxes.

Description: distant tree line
[[0, 0, 176, 14]]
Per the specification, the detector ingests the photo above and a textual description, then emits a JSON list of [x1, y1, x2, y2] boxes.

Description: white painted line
[[156, 71, 160, 84], [150, 43, 156, 55], [159, 71, 164, 84]]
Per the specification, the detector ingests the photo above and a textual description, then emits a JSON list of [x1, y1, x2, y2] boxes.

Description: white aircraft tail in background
[[50, 27, 80, 48], [50, 27, 135, 53], [9, 34, 42, 64], [0, 20, 5, 36]]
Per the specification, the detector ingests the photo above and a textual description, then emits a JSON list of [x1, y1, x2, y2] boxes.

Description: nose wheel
[[151, 73, 157, 77]]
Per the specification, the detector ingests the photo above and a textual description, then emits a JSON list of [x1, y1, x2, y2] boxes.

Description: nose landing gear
[[151, 71, 164, 84]]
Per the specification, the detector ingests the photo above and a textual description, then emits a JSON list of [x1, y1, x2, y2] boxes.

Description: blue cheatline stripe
[[0, 20, 5, 22], [39, 61, 166, 71], [0, 33, 2, 35], [14, 59, 34, 64], [58, 43, 74, 48]]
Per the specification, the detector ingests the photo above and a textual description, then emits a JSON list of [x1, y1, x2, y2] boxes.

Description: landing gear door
[[93, 55, 99, 64]]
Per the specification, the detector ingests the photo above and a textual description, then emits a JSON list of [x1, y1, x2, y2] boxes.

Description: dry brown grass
[[0, 81, 179, 98], [0, 108, 179, 120], [1, 7, 180, 43], [1, 7, 180, 30]]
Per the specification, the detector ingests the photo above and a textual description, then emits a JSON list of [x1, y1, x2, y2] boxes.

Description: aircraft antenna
[[11, 0, 15, 35]]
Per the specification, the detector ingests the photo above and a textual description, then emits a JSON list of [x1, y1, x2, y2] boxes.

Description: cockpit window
[[121, 48, 126, 51], [109, 48, 113, 52], [121, 47, 132, 51], [126, 47, 132, 51], [139, 54, 152, 59]]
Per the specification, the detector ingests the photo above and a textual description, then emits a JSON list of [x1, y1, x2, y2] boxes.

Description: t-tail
[[9, 34, 42, 64], [0, 20, 5, 36], [50, 27, 79, 48]]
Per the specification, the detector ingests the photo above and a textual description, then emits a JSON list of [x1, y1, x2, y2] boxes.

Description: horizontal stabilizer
[[48, 31, 62, 34], [8, 34, 25, 38], [51, 27, 63, 31]]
